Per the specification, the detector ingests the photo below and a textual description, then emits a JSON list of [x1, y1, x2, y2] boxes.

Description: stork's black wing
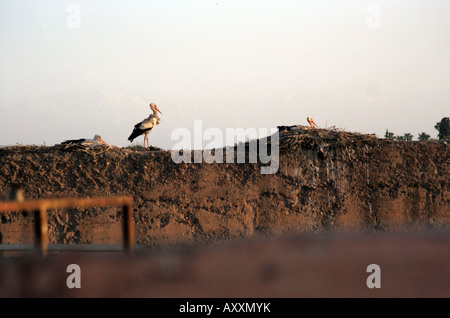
[[62, 138, 87, 144], [128, 125, 153, 142]]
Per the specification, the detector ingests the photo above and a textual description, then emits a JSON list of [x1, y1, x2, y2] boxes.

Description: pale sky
[[1, 0, 449, 149]]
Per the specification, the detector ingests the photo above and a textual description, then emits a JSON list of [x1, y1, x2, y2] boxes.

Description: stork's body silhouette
[[62, 134, 107, 146], [128, 103, 162, 150]]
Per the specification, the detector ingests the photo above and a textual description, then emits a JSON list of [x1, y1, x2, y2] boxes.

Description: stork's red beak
[[155, 106, 162, 114]]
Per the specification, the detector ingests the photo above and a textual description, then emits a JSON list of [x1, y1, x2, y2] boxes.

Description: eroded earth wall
[[0, 130, 448, 249]]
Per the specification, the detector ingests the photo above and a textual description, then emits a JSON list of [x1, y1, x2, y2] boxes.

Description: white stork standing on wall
[[128, 103, 162, 150], [307, 116, 318, 128]]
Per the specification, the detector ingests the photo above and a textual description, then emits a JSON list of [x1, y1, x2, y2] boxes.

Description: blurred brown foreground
[[0, 231, 448, 298]]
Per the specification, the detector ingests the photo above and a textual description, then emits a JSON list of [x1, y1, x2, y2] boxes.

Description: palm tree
[[384, 129, 395, 140], [403, 133, 413, 141], [418, 132, 430, 141], [435, 121, 442, 139], [395, 135, 405, 141], [435, 117, 450, 140]]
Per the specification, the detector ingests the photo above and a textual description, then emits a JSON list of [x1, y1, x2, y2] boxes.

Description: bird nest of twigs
[[57, 142, 114, 155], [275, 125, 379, 153]]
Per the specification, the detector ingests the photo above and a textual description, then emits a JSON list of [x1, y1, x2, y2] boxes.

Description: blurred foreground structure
[[0, 231, 449, 297], [0, 196, 134, 256]]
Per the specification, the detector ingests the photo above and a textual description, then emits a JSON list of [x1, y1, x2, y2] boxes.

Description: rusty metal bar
[[122, 203, 134, 253], [34, 207, 49, 257], [0, 196, 134, 257], [0, 196, 134, 212]]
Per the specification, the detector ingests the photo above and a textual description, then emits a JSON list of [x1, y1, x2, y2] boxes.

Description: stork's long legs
[[144, 134, 150, 151]]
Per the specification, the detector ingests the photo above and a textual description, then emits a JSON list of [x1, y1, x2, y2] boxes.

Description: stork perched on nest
[[62, 134, 107, 146], [128, 103, 162, 150], [307, 116, 318, 128]]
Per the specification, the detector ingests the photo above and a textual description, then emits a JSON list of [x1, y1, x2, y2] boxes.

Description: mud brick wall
[[0, 131, 448, 248]]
